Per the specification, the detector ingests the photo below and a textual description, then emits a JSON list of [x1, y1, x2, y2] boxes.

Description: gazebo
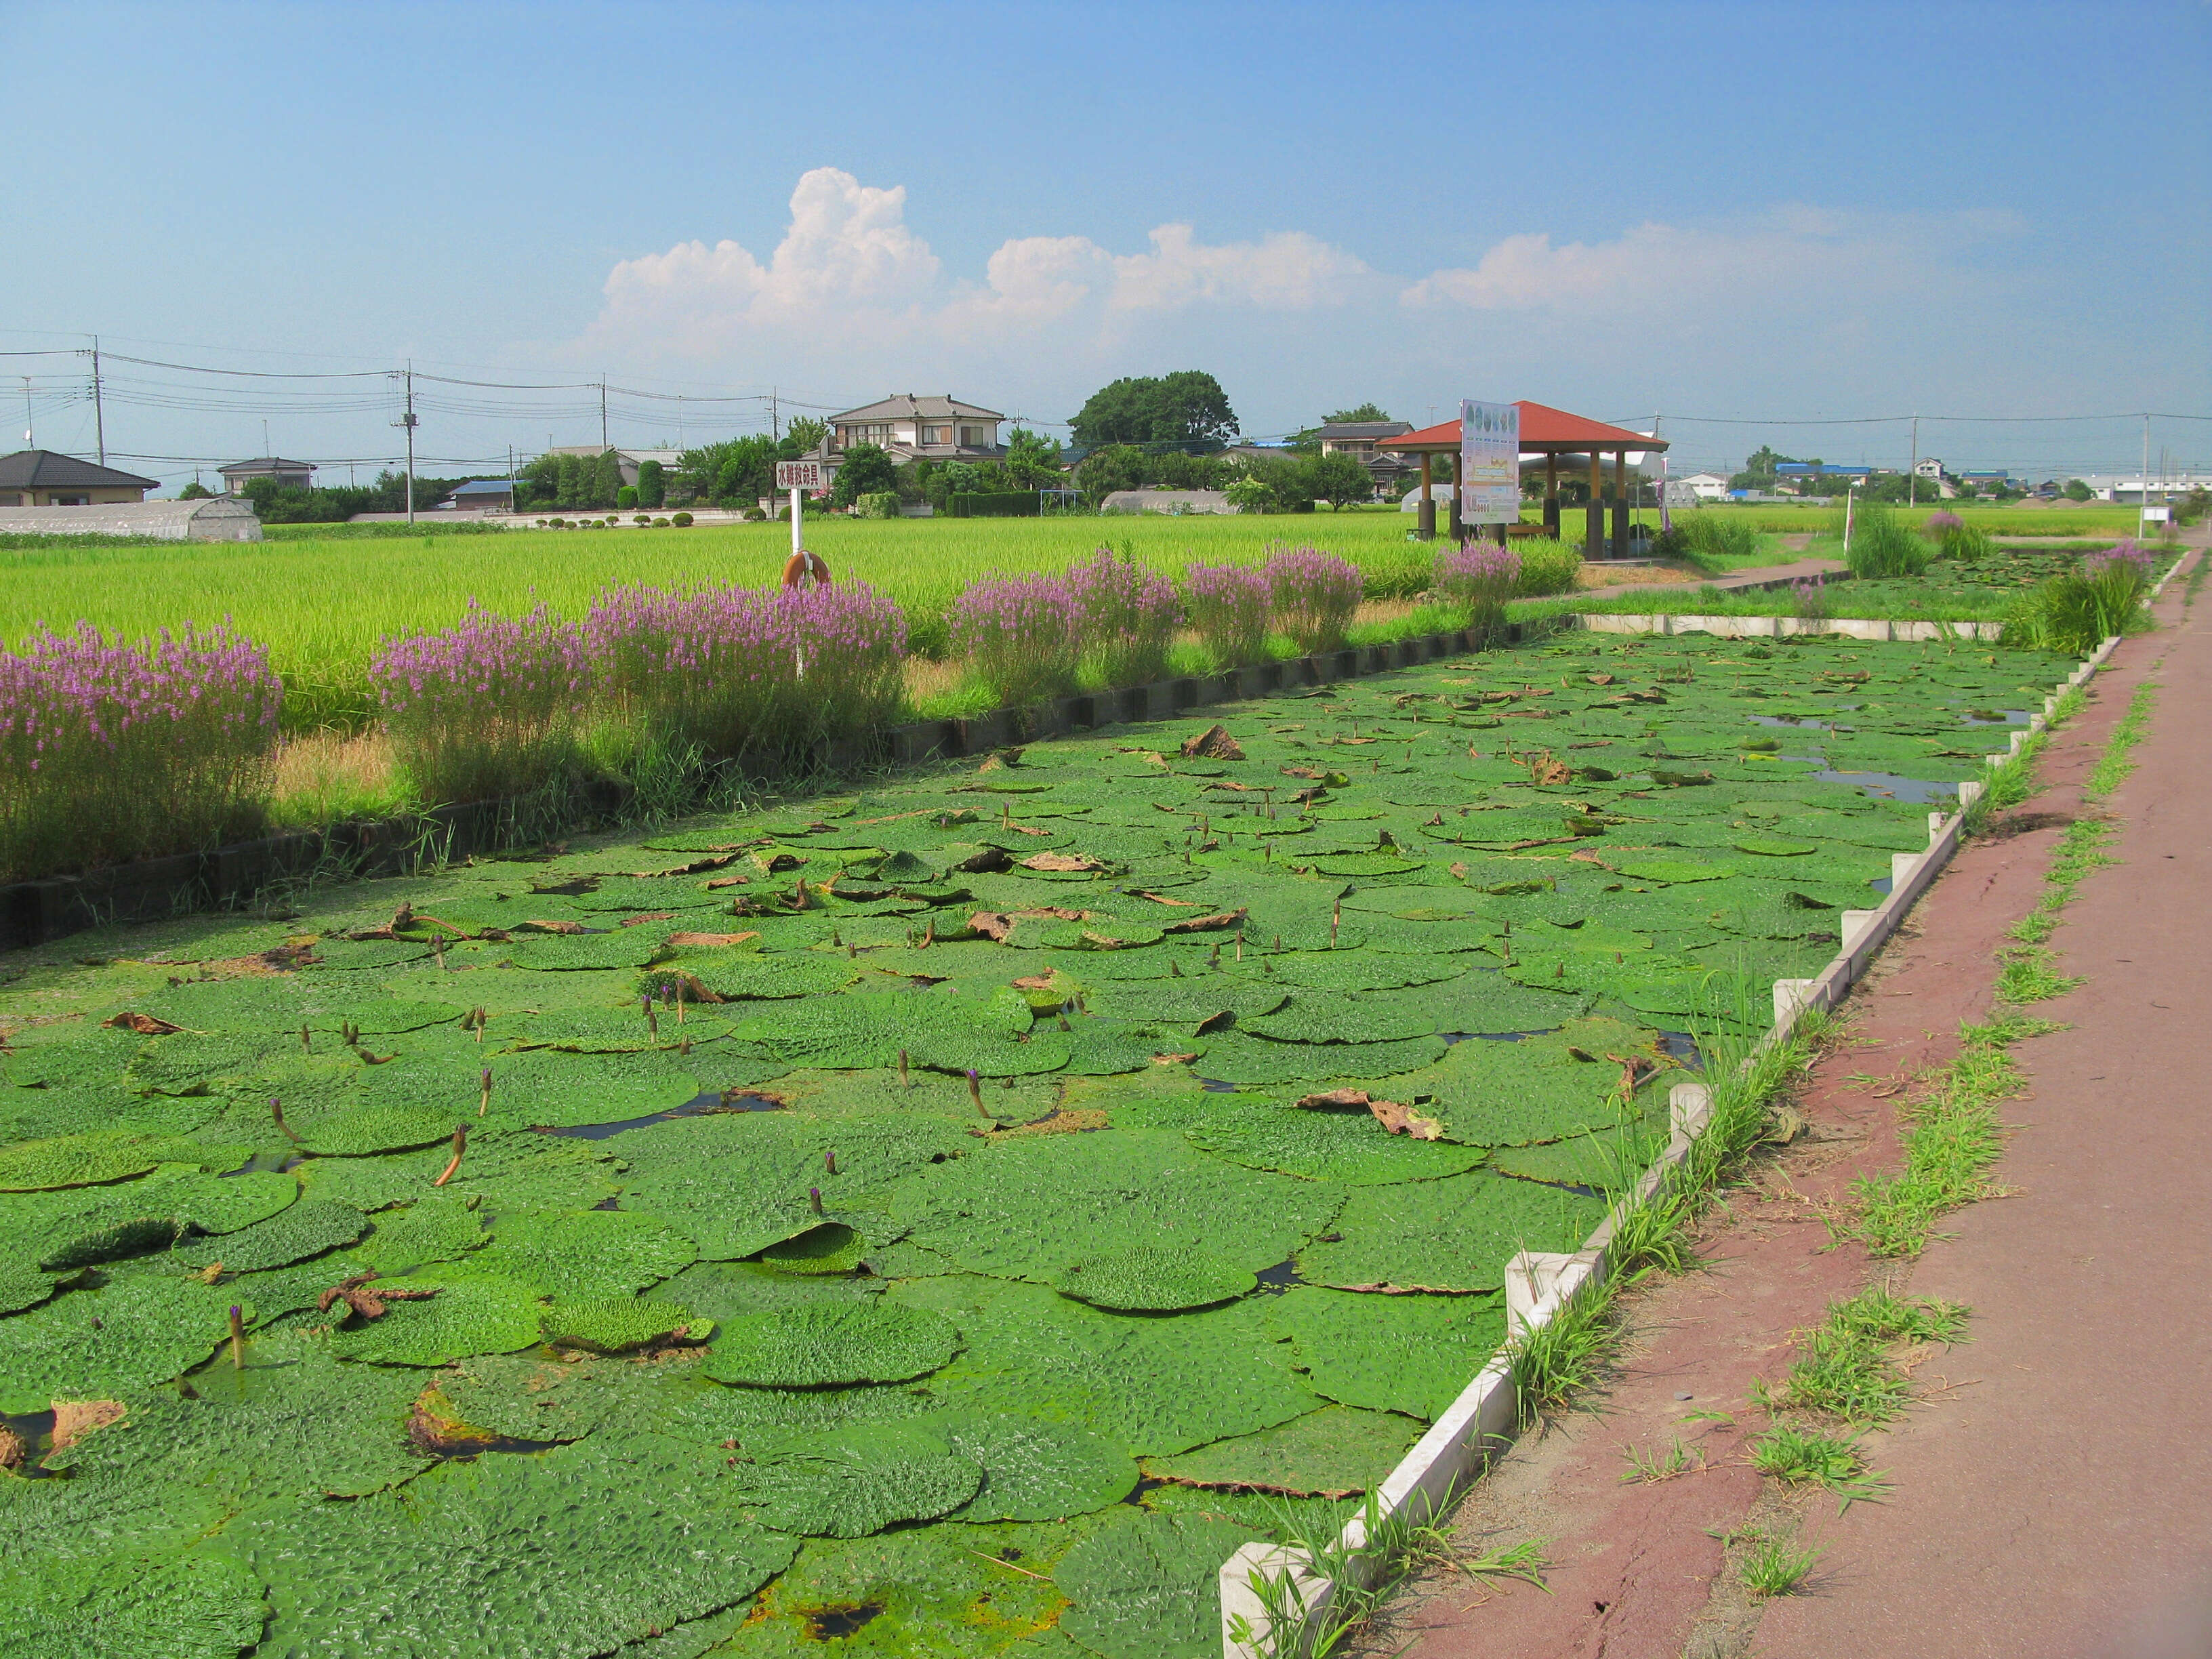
[[1380, 401, 1668, 559]]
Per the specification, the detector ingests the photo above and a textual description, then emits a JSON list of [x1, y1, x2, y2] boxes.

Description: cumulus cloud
[[597, 167, 941, 337]]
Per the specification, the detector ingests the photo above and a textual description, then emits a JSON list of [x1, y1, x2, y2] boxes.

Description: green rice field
[[0, 628, 2068, 1656]]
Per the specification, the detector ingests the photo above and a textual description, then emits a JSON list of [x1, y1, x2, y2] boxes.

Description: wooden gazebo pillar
[[1447, 449, 1464, 542], [1612, 449, 1629, 558], [1585, 451, 1604, 560], [1544, 453, 1560, 537], [1417, 453, 1435, 541]]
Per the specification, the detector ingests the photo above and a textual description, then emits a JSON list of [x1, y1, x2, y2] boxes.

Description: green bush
[[670, 512, 693, 527], [1676, 512, 1758, 563], [743, 508, 766, 523], [946, 493, 1042, 518], [855, 492, 900, 520], [2007, 544, 2154, 656], [1845, 504, 1931, 578], [617, 485, 640, 510], [1514, 538, 1584, 596]]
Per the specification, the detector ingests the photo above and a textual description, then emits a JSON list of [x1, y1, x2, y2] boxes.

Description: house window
[[52, 494, 90, 506], [923, 425, 949, 444], [960, 426, 988, 447], [0, 493, 20, 506]]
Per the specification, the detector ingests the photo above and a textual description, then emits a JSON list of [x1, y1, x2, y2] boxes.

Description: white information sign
[[2142, 505, 2171, 524], [1459, 399, 1520, 525], [775, 459, 824, 491]]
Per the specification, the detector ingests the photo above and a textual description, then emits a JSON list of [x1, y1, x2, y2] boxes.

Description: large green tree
[[829, 443, 897, 508], [1310, 453, 1375, 510], [1070, 371, 1238, 453], [1327, 403, 1393, 424]]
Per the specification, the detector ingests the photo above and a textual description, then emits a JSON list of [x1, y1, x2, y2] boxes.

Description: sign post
[[1459, 400, 1520, 542], [775, 459, 825, 558]]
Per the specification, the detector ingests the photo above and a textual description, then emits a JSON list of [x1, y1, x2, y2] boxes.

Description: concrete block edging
[[1216, 605, 2153, 1656]]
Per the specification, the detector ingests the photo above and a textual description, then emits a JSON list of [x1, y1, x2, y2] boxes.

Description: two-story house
[[1316, 419, 1414, 493], [825, 395, 1006, 466]]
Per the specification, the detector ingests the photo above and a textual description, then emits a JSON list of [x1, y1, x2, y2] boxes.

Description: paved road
[[1756, 547, 2212, 1657], [1364, 540, 2207, 1658]]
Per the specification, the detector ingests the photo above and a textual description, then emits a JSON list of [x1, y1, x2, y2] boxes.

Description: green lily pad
[[172, 1199, 367, 1275], [1051, 1246, 1256, 1311], [323, 1268, 544, 1366], [1141, 1404, 1424, 1498], [704, 1302, 962, 1387], [0, 1272, 251, 1414], [541, 1298, 703, 1353], [735, 1419, 982, 1537], [1269, 1287, 1507, 1420], [1612, 859, 1734, 884], [1053, 1510, 1266, 1659], [1297, 1172, 1605, 1292], [758, 1222, 868, 1275]]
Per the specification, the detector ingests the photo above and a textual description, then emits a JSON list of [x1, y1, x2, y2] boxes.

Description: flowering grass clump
[[1264, 547, 1363, 654], [1845, 504, 1932, 579], [1067, 546, 1179, 687], [370, 602, 588, 804], [2013, 539, 2157, 656], [0, 621, 282, 881], [1435, 543, 1521, 636], [587, 579, 905, 762], [1792, 574, 1831, 620], [1183, 563, 1271, 669], [1920, 508, 1992, 561], [949, 573, 1079, 706]]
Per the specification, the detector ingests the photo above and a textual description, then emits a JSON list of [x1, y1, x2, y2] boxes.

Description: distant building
[[218, 456, 316, 494], [1667, 472, 1732, 505], [444, 480, 516, 512], [827, 395, 1005, 464], [1913, 457, 1945, 480], [0, 449, 159, 506], [1316, 421, 1415, 493], [539, 447, 681, 489]]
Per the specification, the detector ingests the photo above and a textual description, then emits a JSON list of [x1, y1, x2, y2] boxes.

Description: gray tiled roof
[[832, 394, 1004, 423], [0, 449, 160, 490]]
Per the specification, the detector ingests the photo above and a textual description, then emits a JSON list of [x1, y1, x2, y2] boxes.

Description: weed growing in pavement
[[2007, 818, 2118, 945], [1748, 1425, 1892, 1513], [1757, 1285, 1968, 1425], [1621, 1435, 1704, 1484], [1994, 944, 2086, 1002], [1845, 1015, 2055, 1257], [2083, 681, 2156, 800], [1225, 1482, 1549, 1657], [1740, 1534, 1824, 1598]]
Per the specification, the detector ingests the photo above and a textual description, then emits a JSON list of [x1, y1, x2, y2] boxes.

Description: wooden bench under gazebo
[[1380, 402, 1668, 559]]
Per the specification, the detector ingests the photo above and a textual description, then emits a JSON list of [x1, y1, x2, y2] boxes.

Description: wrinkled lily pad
[[705, 1301, 961, 1387], [1051, 1246, 1255, 1311]]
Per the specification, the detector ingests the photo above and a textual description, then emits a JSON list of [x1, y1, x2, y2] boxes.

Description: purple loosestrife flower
[[369, 601, 588, 804], [1065, 546, 1179, 687], [1923, 510, 1964, 538], [1263, 547, 1364, 654], [0, 619, 282, 882], [586, 578, 905, 760], [949, 573, 1079, 707], [1433, 544, 1521, 637], [1182, 563, 1271, 669]]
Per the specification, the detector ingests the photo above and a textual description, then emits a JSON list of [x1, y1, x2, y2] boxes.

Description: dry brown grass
[[272, 729, 396, 825], [1574, 562, 1701, 590]]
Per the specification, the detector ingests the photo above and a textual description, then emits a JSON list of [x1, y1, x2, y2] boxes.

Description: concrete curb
[[1571, 613, 2004, 642], [1217, 606, 2156, 1656]]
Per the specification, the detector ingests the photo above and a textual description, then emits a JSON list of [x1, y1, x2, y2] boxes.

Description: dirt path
[[1356, 544, 2204, 1658], [1575, 554, 1846, 598]]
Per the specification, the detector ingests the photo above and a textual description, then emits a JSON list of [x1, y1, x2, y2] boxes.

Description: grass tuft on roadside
[[1757, 1285, 1969, 1425]]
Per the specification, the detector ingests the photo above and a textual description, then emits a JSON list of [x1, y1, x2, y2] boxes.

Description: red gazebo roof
[[1380, 401, 1666, 454]]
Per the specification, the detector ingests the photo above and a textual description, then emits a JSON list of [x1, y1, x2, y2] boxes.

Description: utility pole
[[1908, 414, 1919, 507], [770, 387, 780, 443], [2140, 414, 2150, 539], [21, 377, 33, 447], [393, 363, 419, 526], [600, 376, 609, 451], [89, 337, 105, 465]]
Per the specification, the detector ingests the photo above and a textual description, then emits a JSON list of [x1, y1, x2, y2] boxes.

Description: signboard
[[775, 459, 824, 492], [1459, 399, 1520, 524], [2142, 505, 2171, 524]]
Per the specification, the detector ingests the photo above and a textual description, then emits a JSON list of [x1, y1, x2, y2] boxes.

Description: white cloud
[[596, 167, 941, 337], [1107, 224, 1372, 312], [1400, 218, 1856, 312]]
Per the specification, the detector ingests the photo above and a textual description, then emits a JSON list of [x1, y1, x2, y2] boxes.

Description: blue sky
[[3, 0, 2207, 486]]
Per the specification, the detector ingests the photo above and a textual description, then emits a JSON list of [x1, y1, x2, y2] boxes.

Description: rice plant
[[1675, 512, 1758, 565]]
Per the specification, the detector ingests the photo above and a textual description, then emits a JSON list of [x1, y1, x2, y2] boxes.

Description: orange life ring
[[781, 549, 832, 589]]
